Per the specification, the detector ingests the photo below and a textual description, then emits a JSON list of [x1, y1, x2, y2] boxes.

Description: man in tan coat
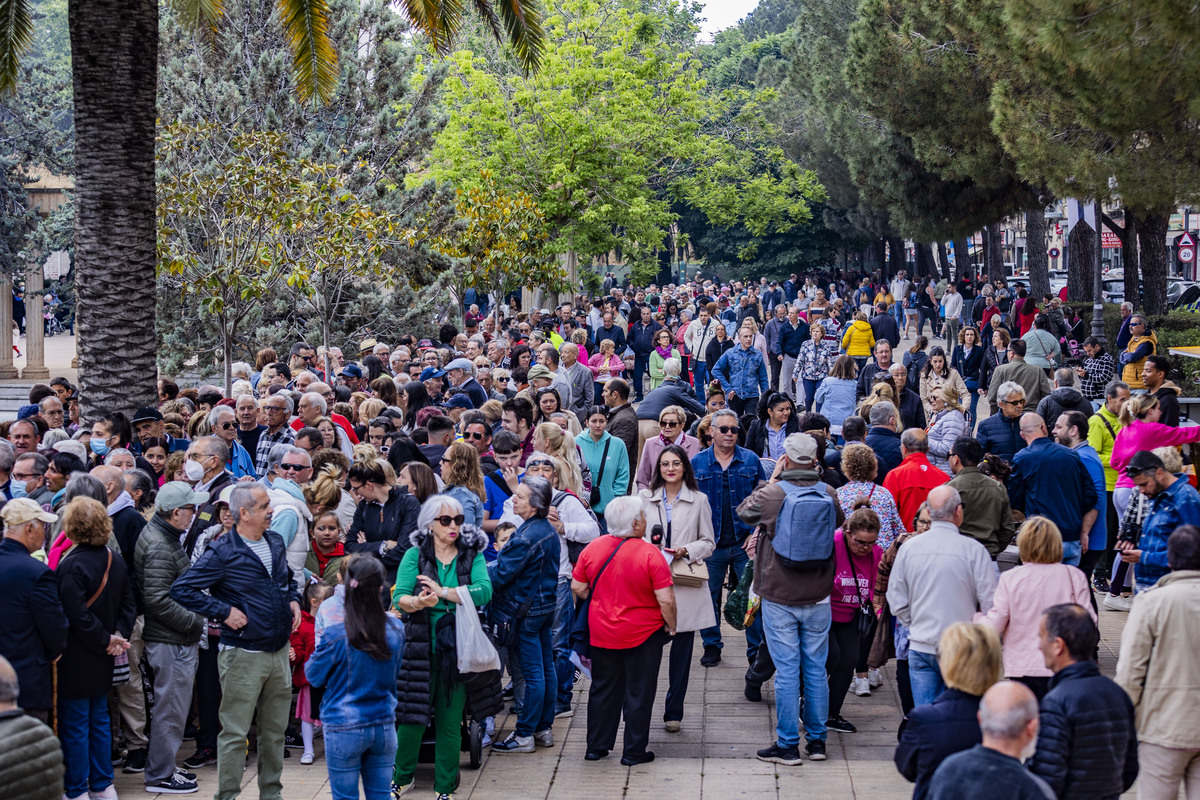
[[1117, 525, 1200, 798]]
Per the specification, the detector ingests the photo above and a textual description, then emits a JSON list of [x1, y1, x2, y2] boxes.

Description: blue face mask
[[90, 437, 110, 457], [10, 481, 26, 499]]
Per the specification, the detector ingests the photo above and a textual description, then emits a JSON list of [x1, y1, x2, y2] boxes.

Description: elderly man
[[133, 482, 209, 794], [185, 437, 234, 548], [37, 395, 65, 432], [305, 382, 358, 445], [0, 499, 66, 722], [926, 682, 1055, 800], [883, 429, 950, 532], [864, 402, 903, 482], [445, 357, 489, 408], [635, 359, 705, 446], [1036, 367, 1093, 429], [1117, 526, 1200, 800], [172, 485, 301, 800], [988, 339, 1053, 412], [254, 393, 296, 477], [292, 392, 353, 457], [0, 653, 65, 799], [7, 419, 37, 457], [338, 363, 367, 393], [886, 485, 996, 705], [208, 405, 256, 478], [234, 394, 265, 458], [131, 407, 189, 455], [264, 443, 314, 489], [976, 381, 1027, 463], [1009, 413, 1098, 566], [889, 363, 927, 430], [11, 453, 52, 509], [560, 342, 593, 424]]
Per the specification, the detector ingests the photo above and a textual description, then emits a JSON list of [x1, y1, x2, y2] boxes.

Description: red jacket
[[289, 611, 315, 688], [882, 452, 949, 532], [291, 412, 359, 445]]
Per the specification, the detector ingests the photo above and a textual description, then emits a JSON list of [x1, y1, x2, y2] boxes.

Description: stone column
[[0, 273, 17, 378], [21, 264, 49, 380]]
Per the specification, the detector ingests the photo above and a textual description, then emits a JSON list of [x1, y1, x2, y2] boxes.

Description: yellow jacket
[[841, 320, 876, 357], [1122, 331, 1157, 389]]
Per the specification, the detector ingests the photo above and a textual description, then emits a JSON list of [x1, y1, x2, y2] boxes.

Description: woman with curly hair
[[438, 441, 487, 528], [836, 443, 906, 550]]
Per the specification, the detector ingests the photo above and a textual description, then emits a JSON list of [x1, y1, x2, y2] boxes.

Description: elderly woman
[[589, 338, 624, 401], [836, 443, 906, 550], [792, 324, 839, 412], [638, 445, 715, 732], [827, 502, 884, 734], [56, 496, 137, 800], [572, 495, 676, 765], [926, 386, 967, 476], [975, 517, 1094, 700], [649, 328, 681, 391], [894, 622, 1003, 800], [489, 477, 562, 754], [635, 405, 701, 491], [391, 495, 495, 798]]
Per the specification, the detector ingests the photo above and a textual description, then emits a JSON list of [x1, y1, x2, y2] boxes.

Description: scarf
[[311, 540, 345, 578], [655, 344, 674, 360], [658, 430, 679, 447]]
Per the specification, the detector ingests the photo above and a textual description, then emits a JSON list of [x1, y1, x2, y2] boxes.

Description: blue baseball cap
[[420, 367, 447, 381]]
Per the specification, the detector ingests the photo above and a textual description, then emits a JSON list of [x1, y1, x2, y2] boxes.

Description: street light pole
[[1092, 200, 1106, 344]]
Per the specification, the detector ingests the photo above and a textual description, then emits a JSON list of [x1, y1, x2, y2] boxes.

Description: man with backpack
[[736, 433, 844, 766]]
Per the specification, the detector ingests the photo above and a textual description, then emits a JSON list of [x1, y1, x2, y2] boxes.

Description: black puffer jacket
[[1035, 387, 1094, 429], [134, 514, 204, 646], [1029, 660, 1139, 800], [0, 709, 63, 800], [395, 526, 502, 727]]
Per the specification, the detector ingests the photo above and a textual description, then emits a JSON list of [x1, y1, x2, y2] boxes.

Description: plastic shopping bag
[[456, 589, 502, 674]]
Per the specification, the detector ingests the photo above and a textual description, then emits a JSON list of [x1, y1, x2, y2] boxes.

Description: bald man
[[1009, 412, 1098, 567], [926, 681, 1055, 799]]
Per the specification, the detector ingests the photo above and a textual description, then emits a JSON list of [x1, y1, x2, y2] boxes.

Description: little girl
[[306, 511, 347, 584], [291, 581, 334, 765]]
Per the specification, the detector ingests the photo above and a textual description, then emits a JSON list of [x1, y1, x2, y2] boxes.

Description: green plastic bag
[[723, 558, 755, 630]]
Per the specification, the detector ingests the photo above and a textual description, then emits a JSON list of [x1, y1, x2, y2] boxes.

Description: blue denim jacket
[[691, 445, 766, 546], [487, 515, 561, 617], [1137, 476, 1200, 585], [304, 618, 404, 730], [713, 344, 769, 399]]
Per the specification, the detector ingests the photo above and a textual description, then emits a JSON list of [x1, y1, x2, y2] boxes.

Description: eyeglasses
[[850, 536, 877, 547], [279, 463, 307, 472], [495, 377, 509, 383], [660, 420, 680, 428], [12, 473, 40, 480], [265, 406, 288, 413], [1000, 399, 1024, 406], [433, 515, 465, 527], [216, 421, 235, 430], [716, 425, 739, 434]]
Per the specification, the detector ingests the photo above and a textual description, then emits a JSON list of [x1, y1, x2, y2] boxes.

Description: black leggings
[[826, 620, 859, 718]]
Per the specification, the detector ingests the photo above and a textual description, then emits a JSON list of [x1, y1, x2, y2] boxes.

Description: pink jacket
[[588, 353, 624, 380], [1111, 419, 1200, 488], [975, 562, 1094, 677], [635, 433, 701, 491]]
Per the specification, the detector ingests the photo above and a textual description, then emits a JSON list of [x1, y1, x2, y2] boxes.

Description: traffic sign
[[1180, 232, 1196, 248], [1049, 247, 1060, 258], [1181, 247, 1195, 264]]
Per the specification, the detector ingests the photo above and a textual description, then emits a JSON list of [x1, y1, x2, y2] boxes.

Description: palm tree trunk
[[70, 0, 159, 422], [1139, 212, 1170, 315]]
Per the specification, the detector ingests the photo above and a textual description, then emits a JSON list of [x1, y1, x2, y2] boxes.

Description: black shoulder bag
[[589, 438, 612, 508], [843, 534, 876, 639], [569, 537, 628, 662]]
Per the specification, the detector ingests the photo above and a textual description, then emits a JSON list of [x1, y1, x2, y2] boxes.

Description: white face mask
[[184, 458, 205, 482]]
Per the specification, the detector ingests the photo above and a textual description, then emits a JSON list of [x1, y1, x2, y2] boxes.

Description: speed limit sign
[[1182, 247, 1196, 264]]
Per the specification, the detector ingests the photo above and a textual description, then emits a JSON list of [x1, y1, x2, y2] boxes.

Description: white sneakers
[[867, 668, 883, 688], [534, 729, 554, 748], [852, 677, 871, 697], [299, 752, 314, 765], [1103, 594, 1134, 612]]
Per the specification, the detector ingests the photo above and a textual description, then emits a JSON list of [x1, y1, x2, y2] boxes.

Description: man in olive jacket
[[133, 482, 208, 794], [947, 437, 1016, 560]]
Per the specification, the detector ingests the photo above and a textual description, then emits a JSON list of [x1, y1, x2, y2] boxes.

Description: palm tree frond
[[470, 0, 502, 43], [0, 0, 33, 95], [495, 0, 543, 72], [277, 0, 338, 103], [397, 0, 463, 56], [165, 0, 225, 33]]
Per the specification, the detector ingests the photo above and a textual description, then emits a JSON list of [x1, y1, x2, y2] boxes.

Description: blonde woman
[[975, 517, 1094, 699], [926, 386, 967, 476], [531, 422, 585, 497]]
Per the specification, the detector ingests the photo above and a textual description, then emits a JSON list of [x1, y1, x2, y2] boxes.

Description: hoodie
[[1036, 387, 1094, 429], [1152, 381, 1181, 427], [266, 478, 312, 588]]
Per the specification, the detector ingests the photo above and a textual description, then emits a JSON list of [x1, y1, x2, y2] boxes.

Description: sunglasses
[[1124, 465, 1156, 478], [464, 431, 487, 440], [495, 377, 509, 383], [434, 515, 465, 527], [660, 420, 680, 428], [279, 463, 307, 472], [716, 425, 739, 434], [216, 421, 236, 430]]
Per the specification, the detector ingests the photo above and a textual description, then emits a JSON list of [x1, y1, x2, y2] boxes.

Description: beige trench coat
[[639, 485, 717, 633]]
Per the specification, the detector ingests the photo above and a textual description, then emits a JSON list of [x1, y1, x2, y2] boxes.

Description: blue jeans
[[692, 361, 709, 395], [909, 650, 945, 707], [1062, 540, 1082, 567], [515, 612, 555, 736], [700, 544, 763, 662], [60, 693, 113, 797], [801, 378, 820, 412], [325, 722, 397, 800], [964, 379, 980, 428], [551, 576, 574, 711], [893, 303, 905, 327], [633, 353, 650, 400], [761, 600, 831, 747]]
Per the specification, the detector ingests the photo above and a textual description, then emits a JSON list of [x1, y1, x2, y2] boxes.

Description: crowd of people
[[0, 270, 1197, 800]]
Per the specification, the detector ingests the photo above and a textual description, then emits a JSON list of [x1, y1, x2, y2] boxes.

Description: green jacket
[[0, 710, 63, 800], [133, 514, 205, 645], [948, 466, 1017, 559]]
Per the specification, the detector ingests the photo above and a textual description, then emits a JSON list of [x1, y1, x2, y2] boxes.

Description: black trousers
[[663, 631, 694, 723], [826, 620, 859, 718], [897, 659, 913, 716], [196, 635, 221, 750], [729, 395, 757, 417], [1081, 489, 1120, 582], [587, 630, 668, 758]]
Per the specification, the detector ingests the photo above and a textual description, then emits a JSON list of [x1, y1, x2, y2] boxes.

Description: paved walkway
[[111, 601, 1137, 799]]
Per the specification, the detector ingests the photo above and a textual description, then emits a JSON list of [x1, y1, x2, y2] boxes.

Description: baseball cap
[[1, 497, 57, 525], [527, 364, 553, 381], [157, 481, 210, 512], [443, 394, 474, 410], [132, 407, 164, 424], [445, 358, 474, 373], [416, 339, 436, 351], [783, 433, 818, 466], [420, 367, 447, 381], [340, 364, 364, 380], [359, 337, 377, 355], [53, 440, 88, 461], [215, 485, 235, 506]]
